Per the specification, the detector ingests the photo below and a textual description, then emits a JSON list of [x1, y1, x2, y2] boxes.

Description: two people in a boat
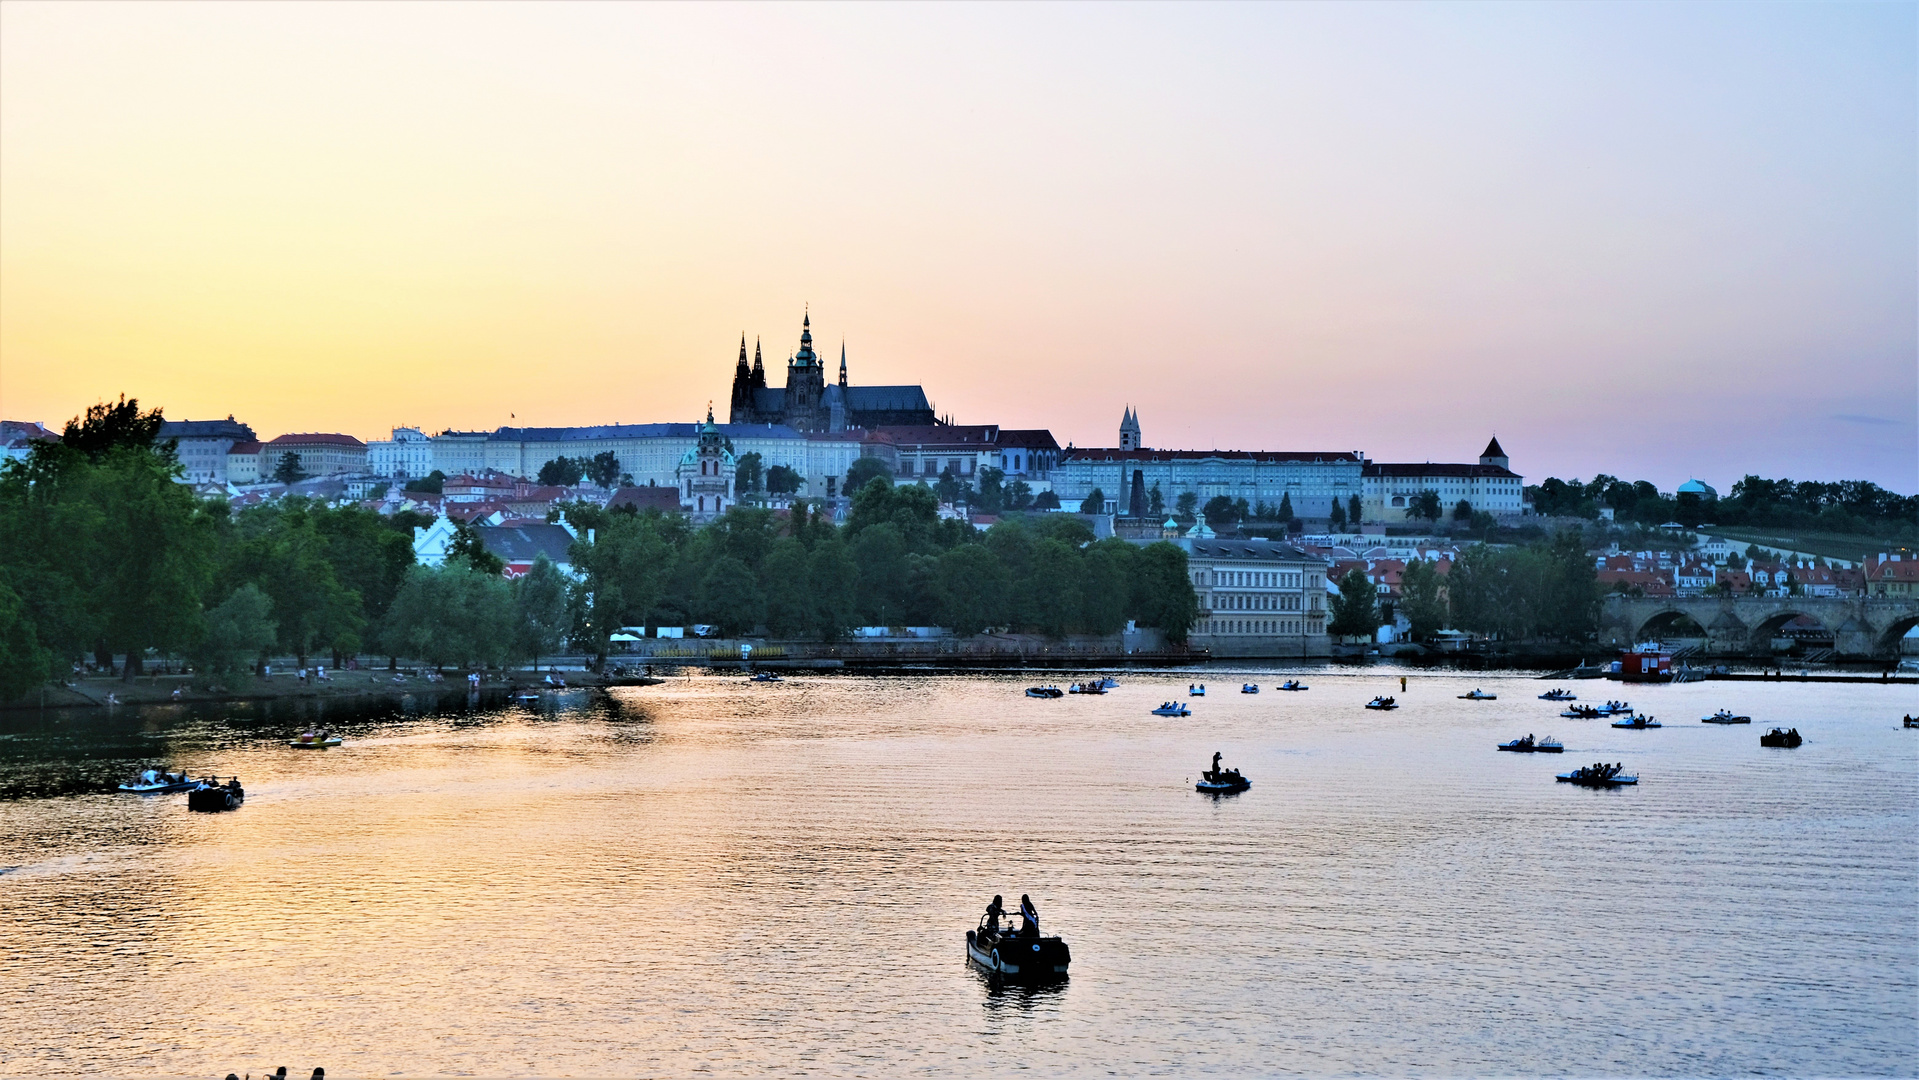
[[983, 894, 1041, 937]]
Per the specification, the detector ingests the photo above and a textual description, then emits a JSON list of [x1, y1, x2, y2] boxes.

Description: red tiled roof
[[266, 432, 366, 448], [1066, 448, 1362, 464]]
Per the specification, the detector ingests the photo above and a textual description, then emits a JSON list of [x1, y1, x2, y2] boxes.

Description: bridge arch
[[1634, 609, 1709, 642], [1747, 610, 1833, 654], [1876, 613, 1919, 657]]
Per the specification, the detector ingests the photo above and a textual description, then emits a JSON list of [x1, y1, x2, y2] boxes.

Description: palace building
[[727, 312, 937, 432]]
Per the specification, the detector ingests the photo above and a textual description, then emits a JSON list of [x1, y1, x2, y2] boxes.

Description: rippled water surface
[[1, 669, 1915, 1077]]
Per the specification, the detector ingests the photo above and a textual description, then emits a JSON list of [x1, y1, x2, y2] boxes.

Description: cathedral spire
[[839, 339, 848, 388], [736, 334, 749, 375]]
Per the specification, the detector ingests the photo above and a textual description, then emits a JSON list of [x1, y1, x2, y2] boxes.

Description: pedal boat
[[966, 919, 1070, 981], [1459, 689, 1497, 700], [1560, 706, 1602, 719], [1025, 686, 1063, 699], [1701, 709, 1751, 724], [288, 733, 342, 749], [1241, 684, 1258, 694], [1760, 727, 1803, 748], [1539, 689, 1577, 701], [1611, 714, 1661, 729], [1196, 771, 1250, 794], [1364, 696, 1398, 711], [1277, 680, 1308, 691], [1556, 763, 1638, 787], [1151, 702, 1191, 717], [186, 778, 245, 812], [117, 769, 195, 794], [1497, 735, 1563, 753]]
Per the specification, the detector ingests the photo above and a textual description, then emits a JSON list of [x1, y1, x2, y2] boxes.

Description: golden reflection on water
[[0, 670, 1914, 1076]]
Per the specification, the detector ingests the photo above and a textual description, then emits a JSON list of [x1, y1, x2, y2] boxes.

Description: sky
[[1, 2, 1913, 492]]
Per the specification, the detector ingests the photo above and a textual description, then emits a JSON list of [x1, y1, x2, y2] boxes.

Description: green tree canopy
[[1327, 568, 1379, 639]]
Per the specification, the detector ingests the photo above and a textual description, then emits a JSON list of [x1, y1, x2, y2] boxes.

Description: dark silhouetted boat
[[1760, 727, 1803, 748]]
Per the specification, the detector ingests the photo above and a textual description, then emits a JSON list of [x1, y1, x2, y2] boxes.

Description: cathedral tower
[[1119, 406, 1142, 451]]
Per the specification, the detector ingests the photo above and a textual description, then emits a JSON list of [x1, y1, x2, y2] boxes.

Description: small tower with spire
[[1119, 406, 1142, 452], [1479, 436, 1509, 470], [838, 340, 848, 389]]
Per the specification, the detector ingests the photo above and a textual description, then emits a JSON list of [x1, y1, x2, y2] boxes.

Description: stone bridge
[[1600, 595, 1919, 658]]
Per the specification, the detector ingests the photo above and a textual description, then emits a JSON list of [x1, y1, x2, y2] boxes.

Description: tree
[[766, 464, 803, 496], [1033, 490, 1060, 510], [1407, 490, 1443, 523], [854, 523, 910, 625], [1131, 541, 1198, 643], [845, 456, 892, 497], [513, 555, 571, 667], [807, 535, 860, 639], [698, 556, 765, 636], [935, 466, 965, 506], [61, 395, 165, 458], [975, 466, 1005, 513], [1453, 499, 1473, 522], [1203, 495, 1239, 527], [384, 564, 514, 669], [1348, 493, 1363, 526], [1327, 568, 1379, 640], [1008, 479, 1034, 511], [538, 457, 586, 486], [0, 576, 53, 700], [404, 469, 445, 494], [1148, 483, 1165, 517], [585, 451, 622, 489], [1080, 538, 1135, 635], [1277, 492, 1294, 523], [1398, 560, 1447, 640], [735, 452, 764, 494], [1328, 498, 1347, 531], [1079, 487, 1106, 515], [761, 538, 814, 637], [1029, 538, 1084, 636], [272, 452, 309, 485], [1175, 491, 1199, 523], [192, 584, 277, 679], [936, 544, 1011, 635], [449, 521, 505, 576]]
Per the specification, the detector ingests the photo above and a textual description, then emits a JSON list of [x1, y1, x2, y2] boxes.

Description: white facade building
[[427, 422, 866, 502], [367, 427, 435, 480], [676, 410, 738, 522], [1055, 413, 1363, 519], [1359, 438, 1525, 522]]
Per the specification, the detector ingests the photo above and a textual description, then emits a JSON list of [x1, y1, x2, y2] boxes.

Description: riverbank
[[1, 670, 664, 712]]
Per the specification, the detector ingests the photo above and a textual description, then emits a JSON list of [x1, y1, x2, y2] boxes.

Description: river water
[[1, 669, 1914, 1077]]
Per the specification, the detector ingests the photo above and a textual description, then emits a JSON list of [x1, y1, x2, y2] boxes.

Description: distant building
[[226, 441, 263, 484], [474, 522, 581, 579], [1170, 537, 1331, 657], [1360, 438, 1524, 522], [428, 422, 865, 506], [996, 429, 1061, 482], [1865, 553, 1917, 598], [1055, 409, 1364, 519], [367, 427, 435, 479], [608, 485, 686, 514], [157, 417, 256, 484], [727, 312, 937, 432], [0, 420, 58, 464], [261, 433, 368, 479]]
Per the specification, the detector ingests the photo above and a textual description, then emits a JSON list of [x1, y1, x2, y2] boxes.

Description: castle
[[727, 312, 938, 432]]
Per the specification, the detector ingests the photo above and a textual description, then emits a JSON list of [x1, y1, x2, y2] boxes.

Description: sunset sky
[[2, 2, 1912, 490]]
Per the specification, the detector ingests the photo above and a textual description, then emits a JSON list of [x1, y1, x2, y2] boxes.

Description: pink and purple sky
[[2, 2, 1913, 491]]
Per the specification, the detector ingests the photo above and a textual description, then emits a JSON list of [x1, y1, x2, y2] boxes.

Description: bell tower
[[1119, 406, 1142, 451]]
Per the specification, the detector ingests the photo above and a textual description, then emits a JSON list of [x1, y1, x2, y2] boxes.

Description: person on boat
[[984, 894, 1005, 935], [1209, 751, 1223, 781], [1019, 894, 1040, 938]]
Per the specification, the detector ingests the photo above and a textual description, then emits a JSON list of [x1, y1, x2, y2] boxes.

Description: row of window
[[1208, 592, 1315, 612], [1201, 619, 1320, 636]]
